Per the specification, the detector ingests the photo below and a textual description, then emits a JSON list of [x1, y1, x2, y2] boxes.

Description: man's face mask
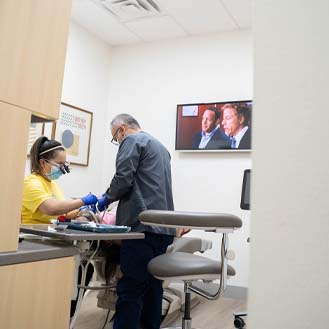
[[45, 165, 63, 180]]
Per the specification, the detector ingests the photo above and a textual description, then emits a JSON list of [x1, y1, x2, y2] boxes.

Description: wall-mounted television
[[175, 100, 252, 151]]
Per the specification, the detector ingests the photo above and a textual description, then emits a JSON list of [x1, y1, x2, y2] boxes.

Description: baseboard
[[191, 282, 248, 301], [224, 285, 248, 300]]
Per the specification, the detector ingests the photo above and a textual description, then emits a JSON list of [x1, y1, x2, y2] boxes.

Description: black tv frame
[[175, 100, 252, 152]]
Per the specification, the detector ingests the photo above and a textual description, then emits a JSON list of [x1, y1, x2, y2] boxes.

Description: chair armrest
[[139, 210, 242, 230], [167, 237, 212, 254]]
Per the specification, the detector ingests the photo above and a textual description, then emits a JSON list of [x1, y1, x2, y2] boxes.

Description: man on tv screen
[[191, 107, 231, 149], [221, 103, 251, 149]]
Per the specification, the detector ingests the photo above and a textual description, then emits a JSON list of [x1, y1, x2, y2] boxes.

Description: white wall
[[249, 0, 329, 328], [26, 22, 112, 198], [26, 25, 252, 288], [103, 31, 253, 287]]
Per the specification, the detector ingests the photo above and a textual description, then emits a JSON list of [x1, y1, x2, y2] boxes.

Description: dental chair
[[74, 206, 213, 327], [94, 236, 213, 326], [161, 236, 213, 326], [139, 210, 242, 329]]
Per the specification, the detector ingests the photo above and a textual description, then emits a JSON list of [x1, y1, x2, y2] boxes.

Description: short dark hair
[[204, 107, 220, 121], [110, 113, 141, 130], [30, 137, 64, 173]]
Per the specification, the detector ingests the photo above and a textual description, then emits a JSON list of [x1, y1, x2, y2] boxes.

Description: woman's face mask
[[41, 151, 69, 180], [45, 165, 63, 180]]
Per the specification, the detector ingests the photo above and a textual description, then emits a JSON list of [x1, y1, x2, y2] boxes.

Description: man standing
[[191, 107, 230, 149], [98, 113, 175, 329], [221, 103, 251, 149]]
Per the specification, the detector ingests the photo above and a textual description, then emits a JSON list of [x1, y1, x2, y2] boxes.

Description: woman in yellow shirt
[[22, 136, 97, 224]]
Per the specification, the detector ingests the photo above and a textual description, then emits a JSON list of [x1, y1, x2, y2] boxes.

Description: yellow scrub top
[[22, 173, 65, 224]]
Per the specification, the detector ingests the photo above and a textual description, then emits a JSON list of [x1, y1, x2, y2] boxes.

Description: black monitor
[[175, 100, 252, 151], [240, 169, 251, 210]]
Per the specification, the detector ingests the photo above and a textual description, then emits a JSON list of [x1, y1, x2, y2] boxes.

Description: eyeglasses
[[111, 128, 120, 146], [44, 159, 71, 174]]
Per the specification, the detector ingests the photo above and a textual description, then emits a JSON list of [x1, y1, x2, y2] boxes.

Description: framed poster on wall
[[27, 123, 43, 156], [27, 122, 55, 156], [43, 122, 55, 139], [54, 102, 93, 166]]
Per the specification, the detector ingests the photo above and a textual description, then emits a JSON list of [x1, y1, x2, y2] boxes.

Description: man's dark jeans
[[113, 232, 174, 329]]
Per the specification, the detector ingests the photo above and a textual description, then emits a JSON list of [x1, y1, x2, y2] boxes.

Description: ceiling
[[71, 0, 252, 46]]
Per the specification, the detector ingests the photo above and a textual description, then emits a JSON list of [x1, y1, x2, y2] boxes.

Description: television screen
[[175, 100, 252, 151]]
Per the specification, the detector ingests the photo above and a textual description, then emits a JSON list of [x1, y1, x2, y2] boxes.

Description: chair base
[[233, 311, 247, 328], [159, 318, 202, 329], [161, 327, 198, 329], [163, 282, 195, 329]]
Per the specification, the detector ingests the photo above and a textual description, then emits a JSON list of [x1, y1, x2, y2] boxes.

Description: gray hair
[[110, 113, 141, 130]]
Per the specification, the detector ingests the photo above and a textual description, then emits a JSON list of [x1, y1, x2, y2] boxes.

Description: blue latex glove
[[97, 193, 111, 212], [81, 193, 98, 206]]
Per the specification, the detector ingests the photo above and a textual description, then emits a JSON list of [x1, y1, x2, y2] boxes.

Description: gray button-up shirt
[[106, 131, 175, 235]]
